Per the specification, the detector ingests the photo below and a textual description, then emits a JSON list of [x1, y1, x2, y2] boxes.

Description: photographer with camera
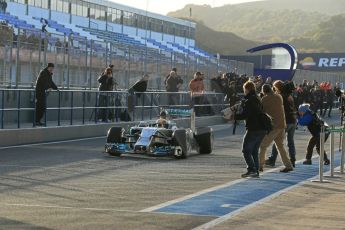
[[265, 80, 297, 168], [234, 81, 267, 178], [97, 67, 116, 122]]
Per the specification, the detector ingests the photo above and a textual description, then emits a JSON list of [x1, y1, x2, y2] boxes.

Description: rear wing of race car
[[165, 108, 196, 132]]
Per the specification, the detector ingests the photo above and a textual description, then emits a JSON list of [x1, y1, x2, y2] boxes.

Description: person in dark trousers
[[166, 71, 183, 105], [323, 87, 335, 118], [298, 104, 330, 165], [0, 0, 7, 14], [35, 63, 58, 126], [235, 81, 267, 178], [98, 67, 115, 122], [266, 81, 297, 168]]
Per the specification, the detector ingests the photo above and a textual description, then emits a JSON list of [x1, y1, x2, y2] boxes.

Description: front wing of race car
[[104, 142, 181, 156]]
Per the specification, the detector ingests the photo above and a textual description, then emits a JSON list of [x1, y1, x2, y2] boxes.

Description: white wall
[[7, 2, 26, 15], [51, 11, 70, 24], [71, 15, 89, 28], [28, 6, 49, 18]]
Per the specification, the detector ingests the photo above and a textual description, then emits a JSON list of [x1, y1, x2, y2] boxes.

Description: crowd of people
[[33, 64, 342, 179], [231, 77, 341, 178]]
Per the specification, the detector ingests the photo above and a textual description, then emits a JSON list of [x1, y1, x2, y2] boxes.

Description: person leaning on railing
[[35, 63, 58, 126], [189, 72, 205, 116]]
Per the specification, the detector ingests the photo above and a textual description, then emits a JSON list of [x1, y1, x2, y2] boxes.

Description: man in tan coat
[[259, 84, 293, 173]]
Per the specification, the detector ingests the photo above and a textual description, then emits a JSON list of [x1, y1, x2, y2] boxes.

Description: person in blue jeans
[[235, 81, 267, 178], [266, 81, 297, 167]]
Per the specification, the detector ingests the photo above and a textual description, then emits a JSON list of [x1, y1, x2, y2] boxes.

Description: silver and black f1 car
[[104, 120, 213, 159]]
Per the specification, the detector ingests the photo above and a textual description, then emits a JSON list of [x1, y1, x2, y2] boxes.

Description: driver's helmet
[[160, 110, 168, 119]]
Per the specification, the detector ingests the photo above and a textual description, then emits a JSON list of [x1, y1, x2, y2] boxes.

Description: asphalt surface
[[0, 118, 344, 230]]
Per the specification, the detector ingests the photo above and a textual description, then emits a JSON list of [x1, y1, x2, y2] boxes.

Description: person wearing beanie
[[35, 63, 58, 126], [298, 103, 330, 165]]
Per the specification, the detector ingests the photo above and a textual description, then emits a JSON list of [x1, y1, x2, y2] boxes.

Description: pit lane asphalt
[[0, 120, 341, 230]]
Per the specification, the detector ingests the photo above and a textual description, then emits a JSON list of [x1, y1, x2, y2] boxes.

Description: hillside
[[290, 14, 345, 53], [168, 4, 329, 42], [194, 21, 258, 55]]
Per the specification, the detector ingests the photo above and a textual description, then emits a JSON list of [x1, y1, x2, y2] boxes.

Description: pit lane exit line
[[142, 154, 342, 224]]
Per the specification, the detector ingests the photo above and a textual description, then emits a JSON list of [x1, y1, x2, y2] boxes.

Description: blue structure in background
[[246, 43, 298, 81]]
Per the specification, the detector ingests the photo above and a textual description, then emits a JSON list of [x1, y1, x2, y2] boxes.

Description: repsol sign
[[298, 53, 345, 72]]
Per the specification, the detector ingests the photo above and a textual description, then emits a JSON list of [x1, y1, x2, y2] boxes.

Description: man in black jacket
[[98, 67, 115, 122], [166, 70, 183, 105], [35, 63, 58, 126], [235, 81, 267, 178]]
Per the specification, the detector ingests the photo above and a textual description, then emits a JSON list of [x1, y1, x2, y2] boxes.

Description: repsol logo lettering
[[318, 58, 345, 67]]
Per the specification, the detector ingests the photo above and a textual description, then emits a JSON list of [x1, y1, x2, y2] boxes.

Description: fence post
[[330, 126, 335, 177], [82, 91, 85, 125], [33, 91, 36, 127], [341, 128, 345, 174], [17, 90, 20, 128], [57, 90, 61, 126], [70, 91, 73, 125], [312, 125, 328, 183], [44, 91, 47, 127], [1, 90, 4, 129]]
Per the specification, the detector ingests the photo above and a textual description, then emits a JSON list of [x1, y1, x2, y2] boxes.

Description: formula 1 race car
[[104, 110, 213, 159]]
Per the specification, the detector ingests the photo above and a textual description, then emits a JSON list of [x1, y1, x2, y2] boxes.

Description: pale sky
[[109, 0, 262, 15]]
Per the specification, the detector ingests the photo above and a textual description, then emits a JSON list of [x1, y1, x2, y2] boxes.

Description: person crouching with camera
[[298, 104, 330, 165]]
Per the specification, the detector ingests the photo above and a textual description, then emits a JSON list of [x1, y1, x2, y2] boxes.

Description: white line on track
[[140, 156, 315, 213], [141, 155, 321, 213], [0, 136, 106, 150], [192, 166, 341, 230]]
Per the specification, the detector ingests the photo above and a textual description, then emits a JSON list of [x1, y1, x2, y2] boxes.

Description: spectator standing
[[310, 85, 324, 114], [323, 84, 335, 117], [98, 67, 115, 122], [0, 0, 7, 13], [235, 81, 267, 178], [259, 84, 293, 173], [298, 104, 330, 165], [35, 63, 58, 126], [189, 72, 205, 116], [265, 81, 297, 167], [166, 71, 182, 105]]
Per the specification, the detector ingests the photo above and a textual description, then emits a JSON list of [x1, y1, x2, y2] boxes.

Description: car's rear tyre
[[194, 127, 213, 154], [172, 129, 188, 159], [107, 127, 124, 143]]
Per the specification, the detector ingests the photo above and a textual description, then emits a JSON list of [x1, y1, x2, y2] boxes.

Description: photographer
[[98, 67, 115, 122], [234, 81, 267, 178]]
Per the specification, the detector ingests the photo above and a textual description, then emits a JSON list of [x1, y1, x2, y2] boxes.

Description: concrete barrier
[[0, 115, 225, 147]]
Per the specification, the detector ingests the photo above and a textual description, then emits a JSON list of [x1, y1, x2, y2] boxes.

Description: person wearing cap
[[189, 72, 205, 116], [298, 103, 330, 165], [35, 63, 58, 126]]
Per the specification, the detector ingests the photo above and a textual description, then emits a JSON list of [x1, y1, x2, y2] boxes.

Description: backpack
[[260, 112, 273, 134]]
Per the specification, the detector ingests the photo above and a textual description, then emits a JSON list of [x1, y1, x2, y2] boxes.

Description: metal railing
[[313, 125, 345, 183], [0, 88, 227, 129]]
